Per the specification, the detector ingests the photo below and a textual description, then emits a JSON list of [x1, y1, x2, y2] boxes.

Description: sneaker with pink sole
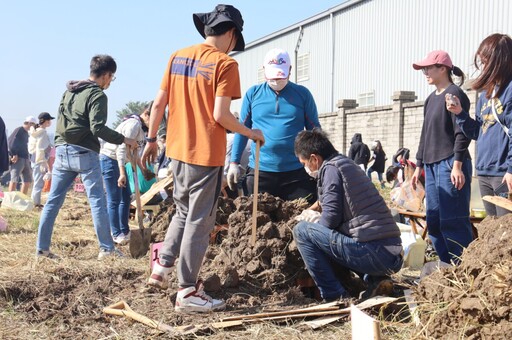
[[175, 281, 226, 313]]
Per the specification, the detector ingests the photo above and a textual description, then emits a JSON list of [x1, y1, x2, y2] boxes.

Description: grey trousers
[[159, 159, 223, 288], [478, 175, 510, 217]]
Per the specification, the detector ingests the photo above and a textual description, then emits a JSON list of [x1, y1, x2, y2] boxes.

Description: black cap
[[38, 112, 55, 121], [193, 4, 245, 51]]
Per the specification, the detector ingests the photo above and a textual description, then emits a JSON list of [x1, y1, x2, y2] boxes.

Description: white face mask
[[305, 166, 318, 179], [267, 79, 288, 91]]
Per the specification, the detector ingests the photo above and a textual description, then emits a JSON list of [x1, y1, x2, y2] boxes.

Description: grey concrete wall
[[319, 90, 479, 171]]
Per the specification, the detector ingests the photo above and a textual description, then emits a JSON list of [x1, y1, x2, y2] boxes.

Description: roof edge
[[232, 0, 367, 55]]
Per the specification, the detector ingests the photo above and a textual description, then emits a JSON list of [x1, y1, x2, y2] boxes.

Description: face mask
[[267, 79, 288, 91], [305, 166, 318, 179]]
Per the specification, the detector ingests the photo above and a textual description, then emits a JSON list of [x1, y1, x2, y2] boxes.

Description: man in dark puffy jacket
[[293, 129, 403, 302], [35, 55, 137, 261], [348, 133, 370, 171]]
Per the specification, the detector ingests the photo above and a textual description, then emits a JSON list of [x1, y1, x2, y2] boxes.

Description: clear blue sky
[[0, 0, 345, 136]]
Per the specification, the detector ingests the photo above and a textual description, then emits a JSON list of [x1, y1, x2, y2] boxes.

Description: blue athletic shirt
[[231, 81, 320, 172]]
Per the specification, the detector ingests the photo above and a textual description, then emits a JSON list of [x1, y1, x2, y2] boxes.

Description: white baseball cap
[[263, 48, 291, 79], [24, 116, 37, 124]]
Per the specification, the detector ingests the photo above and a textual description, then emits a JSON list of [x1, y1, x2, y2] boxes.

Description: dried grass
[[0, 191, 413, 339]]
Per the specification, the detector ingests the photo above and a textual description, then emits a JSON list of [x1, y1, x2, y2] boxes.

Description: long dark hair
[[447, 65, 465, 86], [472, 33, 512, 99]]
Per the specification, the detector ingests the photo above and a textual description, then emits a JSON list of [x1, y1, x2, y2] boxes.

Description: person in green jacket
[[35, 54, 137, 260]]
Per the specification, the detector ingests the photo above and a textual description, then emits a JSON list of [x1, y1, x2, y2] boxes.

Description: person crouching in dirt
[[292, 129, 403, 301]]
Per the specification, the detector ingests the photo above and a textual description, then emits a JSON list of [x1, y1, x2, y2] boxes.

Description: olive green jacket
[[55, 80, 124, 153]]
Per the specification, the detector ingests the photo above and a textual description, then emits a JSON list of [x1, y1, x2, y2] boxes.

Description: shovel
[[129, 150, 152, 258], [103, 300, 208, 335], [103, 300, 175, 332], [251, 141, 261, 246]]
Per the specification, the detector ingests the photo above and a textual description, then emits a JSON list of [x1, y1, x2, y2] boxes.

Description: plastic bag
[[1, 191, 34, 212], [390, 164, 425, 212]]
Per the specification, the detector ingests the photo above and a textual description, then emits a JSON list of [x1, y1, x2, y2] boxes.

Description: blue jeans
[[293, 221, 403, 300], [424, 156, 472, 264], [100, 155, 131, 237], [367, 168, 384, 188], [31, 163, 46, 205], [36, 144, 115, 252]]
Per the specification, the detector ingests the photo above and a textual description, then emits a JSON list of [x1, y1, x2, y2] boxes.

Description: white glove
[[157, 168, 168, 179], [227, 163, 241, 191], [295, 209, 322, 223], [43, 172, 52, 181], [39, 162, 48, 173]]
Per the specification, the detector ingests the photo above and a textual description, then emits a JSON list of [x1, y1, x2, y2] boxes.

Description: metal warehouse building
[[231, 0, 512, 115]]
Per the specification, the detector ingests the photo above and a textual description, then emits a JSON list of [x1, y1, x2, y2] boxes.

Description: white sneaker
[[98, 248, 125, 260], [175, 281, 226, 313], [147, 260, 173, 289], [113, 232, 130, 245]]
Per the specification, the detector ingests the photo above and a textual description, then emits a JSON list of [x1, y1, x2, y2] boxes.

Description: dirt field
[[1, 185, 509, 339], [415, 214, 512, 339]]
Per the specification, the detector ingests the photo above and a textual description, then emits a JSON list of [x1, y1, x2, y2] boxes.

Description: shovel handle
[[251, 141, 261, 246], [131, 149, 145, 232], [103, 301, 174, 332]]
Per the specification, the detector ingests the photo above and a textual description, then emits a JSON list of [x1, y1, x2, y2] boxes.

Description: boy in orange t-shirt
[[141, 5, 264, 314]]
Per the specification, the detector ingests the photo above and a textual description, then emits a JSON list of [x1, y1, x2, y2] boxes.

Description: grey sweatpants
[[159, 159, 223, 288], [478, 175, 510, 217]]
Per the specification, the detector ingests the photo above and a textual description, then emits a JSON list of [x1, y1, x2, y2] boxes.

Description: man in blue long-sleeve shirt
[[293, 129, 403, 301], [228, 48, 320, 203]]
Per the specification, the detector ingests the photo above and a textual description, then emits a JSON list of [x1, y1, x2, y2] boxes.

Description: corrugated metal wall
[[232, 0, 512, 114]]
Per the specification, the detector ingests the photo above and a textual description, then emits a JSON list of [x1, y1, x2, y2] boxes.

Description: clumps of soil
[[149, 192, 313, 304], [415, 214, 512, 339], [61, 205, 91, 221], [148, 195, 235, 242], [203, 193, 310, 295], [147, 196, 175, 242], [0, 265, 144, 324]]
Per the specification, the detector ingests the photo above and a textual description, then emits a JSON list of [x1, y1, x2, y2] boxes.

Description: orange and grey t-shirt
[[160, 43, 241, 167]]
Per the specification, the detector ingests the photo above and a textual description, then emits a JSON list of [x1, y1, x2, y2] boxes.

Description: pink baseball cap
[[413, 50, 453, 70]]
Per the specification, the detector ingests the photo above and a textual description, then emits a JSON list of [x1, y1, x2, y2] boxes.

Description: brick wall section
[[318, 90, 479, 170]]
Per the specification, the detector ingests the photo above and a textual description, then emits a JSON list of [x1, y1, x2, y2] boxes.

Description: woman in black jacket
[[367, 140, 386, 188]]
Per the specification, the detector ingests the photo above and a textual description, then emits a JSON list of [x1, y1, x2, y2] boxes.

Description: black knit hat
[[193, 4, 245, 51]]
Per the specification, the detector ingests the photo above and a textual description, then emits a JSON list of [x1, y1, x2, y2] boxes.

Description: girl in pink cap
[[411, 50, 473, 265], [447, 33, 512, 217]]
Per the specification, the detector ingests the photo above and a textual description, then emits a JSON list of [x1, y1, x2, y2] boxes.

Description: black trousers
[[245, 167, 317, 204]]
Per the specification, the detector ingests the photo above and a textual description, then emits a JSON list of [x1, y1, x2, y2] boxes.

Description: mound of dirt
[[147, 196, 176, 242], [149, 192, 315, 304], [415, 214, 512, 339], [205, 193, 310, 290], [149, 195, 235, 242]]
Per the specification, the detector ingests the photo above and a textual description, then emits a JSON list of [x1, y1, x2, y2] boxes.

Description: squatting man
[[293, 128, 404, 301]]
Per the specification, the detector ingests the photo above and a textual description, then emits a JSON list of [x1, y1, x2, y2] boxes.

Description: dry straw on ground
[[1, 189, 414, 339]]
